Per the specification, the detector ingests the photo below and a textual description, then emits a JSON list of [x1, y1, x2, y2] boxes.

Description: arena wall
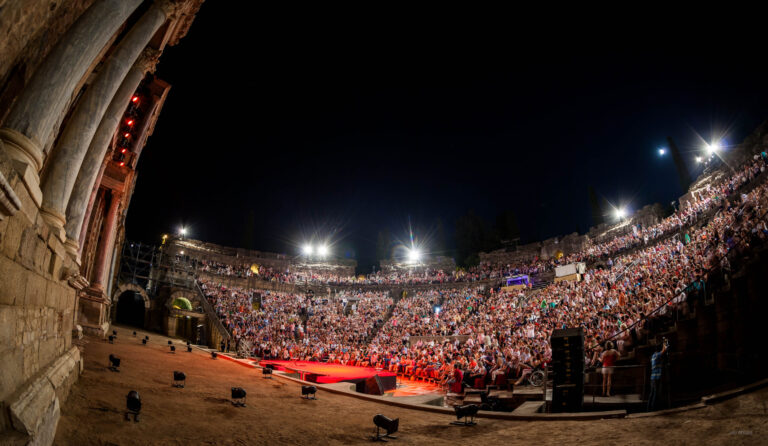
[[0, 1, 204, 443]]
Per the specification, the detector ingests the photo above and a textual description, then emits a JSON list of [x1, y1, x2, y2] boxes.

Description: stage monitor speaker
[[365, 375, 385, 396], [550, 327, 585, 413]]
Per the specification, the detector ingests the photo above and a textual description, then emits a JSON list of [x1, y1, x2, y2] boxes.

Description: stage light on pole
[[173, 371, 186, 388], [451, 404, 479, 426], [705, 141, 720, 155], [696, 156, 703, 163], [179, 226, 187, 237], [317, 244, 329, 257], [108, 354, 121, 372], [231, 387, 247, 406], [614, 207, 627, 220], [302, 244, 313, 256], [371, 414, 399, 441], [407, 248, 421, 264], [658, 148, 666, 156], [125, 391, 141, 422]]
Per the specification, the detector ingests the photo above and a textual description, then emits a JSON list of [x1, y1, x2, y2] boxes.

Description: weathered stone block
[[22, 339, 40, 380], [24, 272, 47, 307], [0, 347, 24, 402], [8, 371, 56, 436], [38, 338, 58, 371], [0, 255, 27, 305], [0, 305, 19, 348], [2, 215, 24, 260]]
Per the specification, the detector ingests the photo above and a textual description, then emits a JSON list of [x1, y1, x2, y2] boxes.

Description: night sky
[[125, 7, 768, 272]]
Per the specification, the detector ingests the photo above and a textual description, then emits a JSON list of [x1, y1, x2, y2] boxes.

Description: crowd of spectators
[[198, 154, 768, 393]]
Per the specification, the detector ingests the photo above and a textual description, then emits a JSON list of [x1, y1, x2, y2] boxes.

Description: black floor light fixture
[[125, 390, 141, 422], [301, 385, 317, 400], [231, 387, 246, 407], [108, 354, 120, 372], [170, 345, 176, 353], [108, 335, 114, 344], [173, 371, 186, 388], [371, 414, 399, 442], [262, 368, 272, 378], [451, 404, 479, 426], [211, 351, 217, 359], [142, 338, 147, 345]]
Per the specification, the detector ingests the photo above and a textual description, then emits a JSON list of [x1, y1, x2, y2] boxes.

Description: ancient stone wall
[[0, 146, 83, 444]]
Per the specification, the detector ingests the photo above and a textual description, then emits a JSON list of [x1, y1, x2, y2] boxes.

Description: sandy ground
[[55, 326, 768, 445]]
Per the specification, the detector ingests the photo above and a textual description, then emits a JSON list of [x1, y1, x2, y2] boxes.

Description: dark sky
[[125, 7, 768, 272]]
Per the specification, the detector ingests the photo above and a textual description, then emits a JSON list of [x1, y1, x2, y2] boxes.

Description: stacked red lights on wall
[[113, 93, 142, 167]]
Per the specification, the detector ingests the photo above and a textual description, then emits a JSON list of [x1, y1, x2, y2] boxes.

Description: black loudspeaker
[[365, 375, 385, 396], [550, 327, 585, 413]]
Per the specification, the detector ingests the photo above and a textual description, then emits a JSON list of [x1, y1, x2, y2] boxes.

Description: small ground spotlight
[[108, 354, 121, 372], [301, 385, 317, 400], [167, 340, 172, 345], [142, 339, 147, 345], [187, 346, 192, 353], [173, 371, 186, 388], [145, 335, 149, 341], [371, 414, 399, 441], [231, 387, 246, 406], [186, 340, 191, 346], [133, 331, 137, 336], [125, 390, 141, 422], [112, 330, 117, 336], [211, 352, 217, 359], [262, 368, 272, 379], [451, 404, 479, 426], [108, 335, 114, 344], [170, 345, 176, 353]]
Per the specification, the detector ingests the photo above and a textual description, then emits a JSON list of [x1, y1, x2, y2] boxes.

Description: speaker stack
[[549, 327, 584, 412]]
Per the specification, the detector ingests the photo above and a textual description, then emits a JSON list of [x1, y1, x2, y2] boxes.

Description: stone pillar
[[40, 1, 173, 241], [91, 190, 122, 290], [64, 48, 161, 256], [0, 0, 142, 208]]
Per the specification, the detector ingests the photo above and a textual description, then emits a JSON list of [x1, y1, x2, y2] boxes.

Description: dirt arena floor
[[55, 327, 768, 445]]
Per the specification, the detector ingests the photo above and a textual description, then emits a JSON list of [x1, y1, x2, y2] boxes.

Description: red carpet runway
[[259, 360, 396, 384]]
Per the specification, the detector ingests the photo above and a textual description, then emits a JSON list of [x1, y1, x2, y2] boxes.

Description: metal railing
[[194, 280, 231, 341]]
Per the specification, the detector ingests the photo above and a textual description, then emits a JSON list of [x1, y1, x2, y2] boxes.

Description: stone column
[[0, 0, 142, 208], [40, 1, 176, 241], [63, 48, 161, 257], [91, 190, 122, 290]]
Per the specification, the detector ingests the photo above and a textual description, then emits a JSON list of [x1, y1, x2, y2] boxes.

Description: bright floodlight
[[615, 208, 627, 220], [658, 148, 666, 156], [407, 248, 421, 264], [706, 141, 720, 155], [179, 227, 187, 236], [302, 244, 313, 256], [695, 156, 703, 163], [317, 245, 329, 257]]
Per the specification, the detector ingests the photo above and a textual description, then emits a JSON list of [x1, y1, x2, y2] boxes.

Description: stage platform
[[259, 360, 397, 393]]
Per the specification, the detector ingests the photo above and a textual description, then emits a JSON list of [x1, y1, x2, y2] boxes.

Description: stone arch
[[113, 282, 150, 308]]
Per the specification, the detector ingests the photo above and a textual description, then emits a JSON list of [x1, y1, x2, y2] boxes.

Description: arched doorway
[[115, 291, 146, 328]]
